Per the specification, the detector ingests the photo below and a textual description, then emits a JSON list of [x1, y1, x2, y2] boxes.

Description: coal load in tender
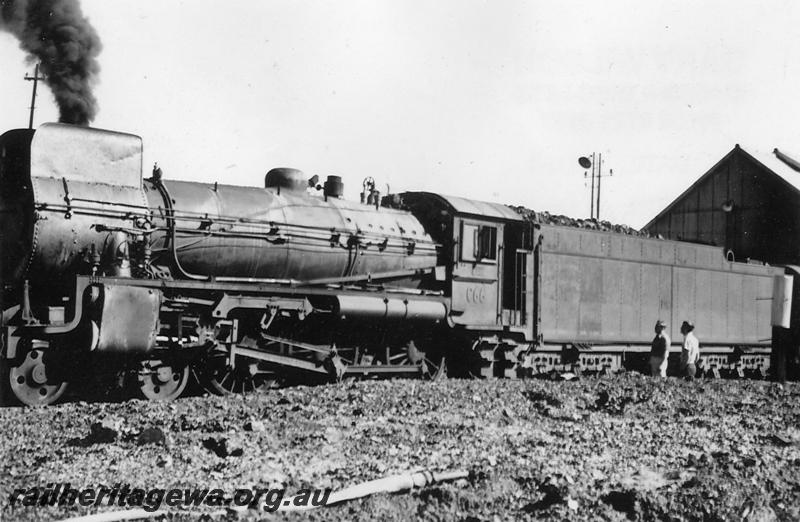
[[509, 205, 656, 238]]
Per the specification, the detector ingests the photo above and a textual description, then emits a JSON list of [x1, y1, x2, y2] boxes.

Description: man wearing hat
[[680, 320, 700, 380], [650, 320, 670, 377]]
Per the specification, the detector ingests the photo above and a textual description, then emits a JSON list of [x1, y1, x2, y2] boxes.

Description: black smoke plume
[[0, 0, 101, 125]]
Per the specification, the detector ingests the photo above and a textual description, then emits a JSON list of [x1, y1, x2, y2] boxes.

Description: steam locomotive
[[0, 123, 794, 406]]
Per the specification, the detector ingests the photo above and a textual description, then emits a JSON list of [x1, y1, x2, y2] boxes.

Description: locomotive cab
[[394, 192, 535, 340]]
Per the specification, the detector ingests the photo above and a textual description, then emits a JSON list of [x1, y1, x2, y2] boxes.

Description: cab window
[[461, 222, 497, 262]]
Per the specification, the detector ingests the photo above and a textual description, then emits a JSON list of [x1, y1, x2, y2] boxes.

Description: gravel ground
[[2, 373, 800, 521]]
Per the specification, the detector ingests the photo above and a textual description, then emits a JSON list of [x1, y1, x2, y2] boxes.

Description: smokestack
[[1, 0, 102, 126]]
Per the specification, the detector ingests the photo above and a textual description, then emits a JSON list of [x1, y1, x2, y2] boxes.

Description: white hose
[[276, 469, 469, 512], [58, 509, 167, 522]]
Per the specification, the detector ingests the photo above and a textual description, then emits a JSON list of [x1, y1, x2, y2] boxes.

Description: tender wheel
[[137, 359, 190, 401], [8, 349, 69, 407], [194, 346, 277, 395]]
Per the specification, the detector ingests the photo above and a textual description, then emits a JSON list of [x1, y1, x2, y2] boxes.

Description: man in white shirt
[[680, 320, 700, 380]]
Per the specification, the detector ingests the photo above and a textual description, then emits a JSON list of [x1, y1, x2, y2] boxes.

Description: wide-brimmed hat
[[655, 320, 667, 329], [681, 320, 695, 331]]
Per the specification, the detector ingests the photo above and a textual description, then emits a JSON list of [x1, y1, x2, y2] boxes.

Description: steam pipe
[[151, 174, 208, 281]]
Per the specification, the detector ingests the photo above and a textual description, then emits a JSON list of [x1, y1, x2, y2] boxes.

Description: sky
[[1, 0, 800, 228]]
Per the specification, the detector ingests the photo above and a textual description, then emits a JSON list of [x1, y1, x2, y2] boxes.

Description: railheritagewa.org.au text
[[8, 483, 331, 512]]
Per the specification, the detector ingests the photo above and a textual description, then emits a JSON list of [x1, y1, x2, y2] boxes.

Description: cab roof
[[399, 191, 524, 222]]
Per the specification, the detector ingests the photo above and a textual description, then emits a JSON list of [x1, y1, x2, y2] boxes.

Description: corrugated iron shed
[[643, 145, 800, 265]]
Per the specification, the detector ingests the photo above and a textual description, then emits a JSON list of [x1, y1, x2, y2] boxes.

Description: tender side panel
[[536, 225, 778, 346]]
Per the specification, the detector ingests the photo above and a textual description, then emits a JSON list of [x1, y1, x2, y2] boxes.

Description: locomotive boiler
[[0, 122, 795, 407], [2, 124, 438, 289]]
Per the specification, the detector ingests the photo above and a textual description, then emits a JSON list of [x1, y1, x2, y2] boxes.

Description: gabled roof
[[643, 145, 800, 230]]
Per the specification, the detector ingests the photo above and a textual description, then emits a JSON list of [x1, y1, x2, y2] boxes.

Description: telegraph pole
[[579, 153, 613, 220], [24, 64, 45, 129], [596, 152, 602, 220], [590, 153, 596, 219]]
